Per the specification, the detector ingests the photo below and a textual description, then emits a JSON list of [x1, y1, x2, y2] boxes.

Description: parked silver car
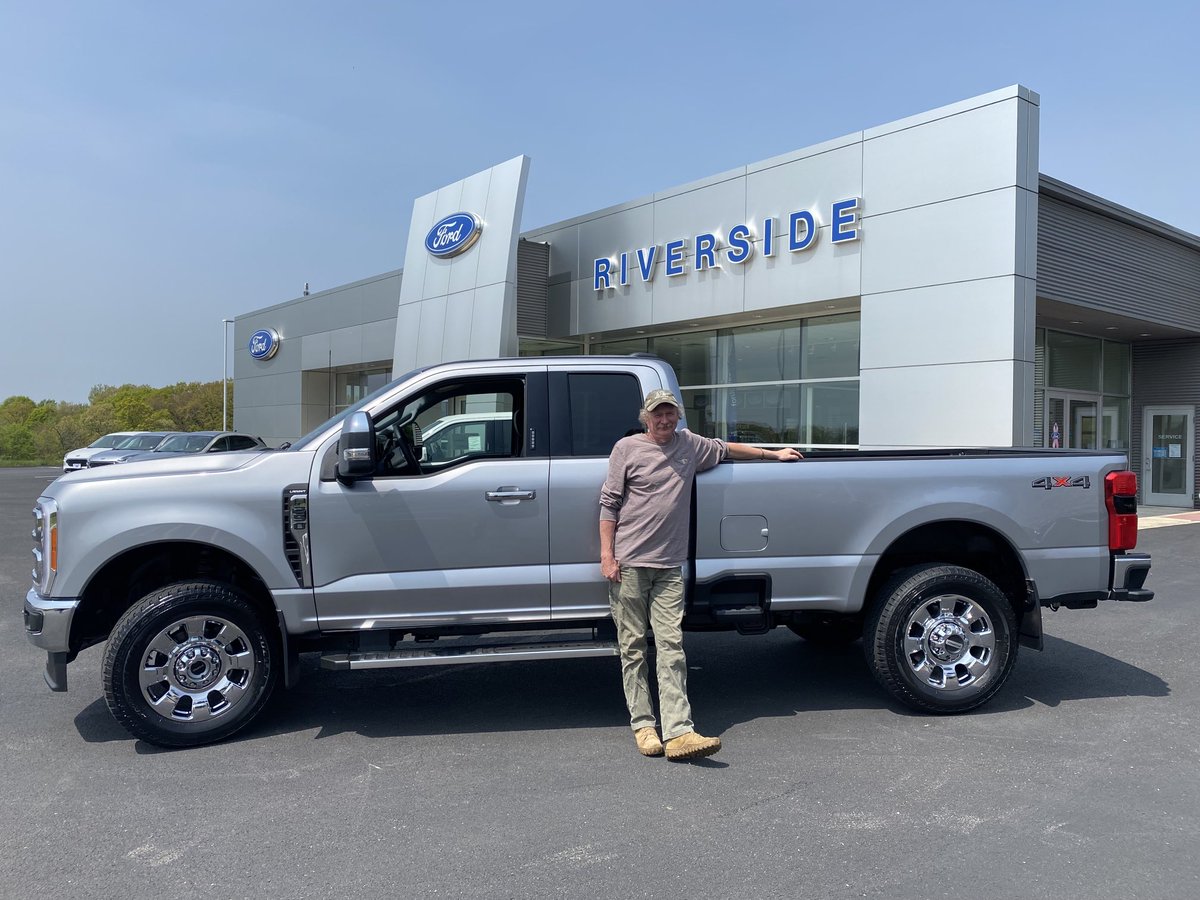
[[121, 431, 267, 463], [86, 433, 181, 467]]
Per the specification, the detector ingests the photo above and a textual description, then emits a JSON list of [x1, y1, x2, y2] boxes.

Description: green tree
[[109, 385, 157, 430], [0, 423, 37, 459], [0, 396, 35, 426], [1, 379, 228, 463], [167, 381, 223, 431]]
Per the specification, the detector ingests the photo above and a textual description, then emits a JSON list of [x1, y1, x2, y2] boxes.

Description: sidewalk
[[1138, 505, 1200, 530]]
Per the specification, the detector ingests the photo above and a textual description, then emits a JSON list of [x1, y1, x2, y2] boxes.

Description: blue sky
[[1, 1, 1197, 403]]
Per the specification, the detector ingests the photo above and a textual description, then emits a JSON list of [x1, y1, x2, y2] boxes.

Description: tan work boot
[[664, 730, 721, 761], [634, 727, 664, 757]]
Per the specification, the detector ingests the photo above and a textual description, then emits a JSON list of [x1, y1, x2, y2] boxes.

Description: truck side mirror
[[337, 412, 377, 482]]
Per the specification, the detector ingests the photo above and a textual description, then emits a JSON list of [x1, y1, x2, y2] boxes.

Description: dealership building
[[230, 86, 1200, 508]]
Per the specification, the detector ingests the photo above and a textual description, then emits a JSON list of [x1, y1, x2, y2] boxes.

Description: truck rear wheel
[[865, 565, 1016, 714], [103, 581, 277, 747]]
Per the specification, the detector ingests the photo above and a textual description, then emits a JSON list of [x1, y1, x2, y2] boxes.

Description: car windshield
[[119, 434, 166, 450], [89, 434, 126, 449], [156, 434, 212, 452]]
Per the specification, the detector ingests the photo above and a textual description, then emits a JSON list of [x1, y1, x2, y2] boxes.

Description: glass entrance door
[[1046, 392, 1099, 450], [1142, 406, 1195, 507]]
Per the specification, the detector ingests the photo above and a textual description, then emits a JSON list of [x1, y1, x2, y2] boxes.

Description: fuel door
[[720, 515, 769, 552]]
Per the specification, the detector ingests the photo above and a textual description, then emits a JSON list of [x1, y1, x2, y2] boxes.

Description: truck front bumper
[[24, 588, 79, 692]]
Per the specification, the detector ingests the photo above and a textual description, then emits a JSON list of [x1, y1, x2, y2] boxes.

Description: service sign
[[249, 328, 281, 361], [425, 213, 483, 259]]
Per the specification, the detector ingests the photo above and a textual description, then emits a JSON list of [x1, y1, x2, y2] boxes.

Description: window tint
[[567, 373, 643, 456], [230, 435, 259, 450]]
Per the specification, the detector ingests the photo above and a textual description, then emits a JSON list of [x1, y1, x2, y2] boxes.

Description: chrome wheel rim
[[138, 616, 256, 722], [902, 593, 995, 692]]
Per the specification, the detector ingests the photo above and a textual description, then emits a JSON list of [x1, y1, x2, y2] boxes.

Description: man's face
[[647, 403, 680, 439]]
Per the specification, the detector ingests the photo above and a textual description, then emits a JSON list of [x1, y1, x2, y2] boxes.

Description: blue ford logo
[[424, 213, 483, 258], [249, 328, 281, 361]]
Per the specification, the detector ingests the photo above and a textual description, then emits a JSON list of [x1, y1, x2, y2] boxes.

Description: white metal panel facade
[[523, 85, 1040, 448]]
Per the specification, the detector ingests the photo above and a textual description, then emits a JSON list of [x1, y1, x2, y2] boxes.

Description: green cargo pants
[[608, 565, 694, 741]]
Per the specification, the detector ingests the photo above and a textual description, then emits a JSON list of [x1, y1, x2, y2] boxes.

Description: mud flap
[[1019, 580, 1043, 651]]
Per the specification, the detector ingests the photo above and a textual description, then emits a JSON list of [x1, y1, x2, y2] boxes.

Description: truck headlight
[[31, 500, 58, 594]]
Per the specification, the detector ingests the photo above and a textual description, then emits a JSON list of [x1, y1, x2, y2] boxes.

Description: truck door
[[309, 372, 551, 630]]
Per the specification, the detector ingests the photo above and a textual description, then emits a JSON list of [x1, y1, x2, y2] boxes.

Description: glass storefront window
[[1101, 396, 1129, 450], [1034, 328, 1045, 388], [592, 337, 647, 357], [722, 322, 802, 384], [681, 380, 859, 447], [1035, 329, 1131, 450], [807, 382, 860, 446], [1033, 389, 1044, 446], [652, 332, 720, 387], [803, 313, 861, 379], [335, 367, 392, 413], [682, 384, 799, 444], [520, 338, 584, 356], [1103, 340, 1131, 395], [1046, 332, 1101, 392], [595, 313, 860, 449]]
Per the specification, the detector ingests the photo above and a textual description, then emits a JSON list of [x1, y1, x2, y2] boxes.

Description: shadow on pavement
[[72, 629, 1169, 750]]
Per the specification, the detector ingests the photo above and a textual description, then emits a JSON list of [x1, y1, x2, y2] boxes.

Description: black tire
[[786, 613, 863, 646], [865, 565, 1017, 714], [103, 581, 277, 748]]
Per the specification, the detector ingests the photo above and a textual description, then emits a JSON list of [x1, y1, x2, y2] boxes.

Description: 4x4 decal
[[1032, 475, 1092, 490]]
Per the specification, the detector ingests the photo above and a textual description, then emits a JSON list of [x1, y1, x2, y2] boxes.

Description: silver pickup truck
[[24, 356, 1153, 747]]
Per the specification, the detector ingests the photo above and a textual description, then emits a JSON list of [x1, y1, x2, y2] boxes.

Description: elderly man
[[599, 388, 801, 760]]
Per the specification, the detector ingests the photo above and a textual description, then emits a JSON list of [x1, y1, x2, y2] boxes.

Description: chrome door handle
[[486, 488, 536, 502]]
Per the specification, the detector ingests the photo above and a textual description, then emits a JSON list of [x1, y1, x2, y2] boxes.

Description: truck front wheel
[[103, 581, 277, 747], [865, 565, 1017, 714]]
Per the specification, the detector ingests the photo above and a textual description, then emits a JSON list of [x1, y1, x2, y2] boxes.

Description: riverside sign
[[593, 197, 861, 291]]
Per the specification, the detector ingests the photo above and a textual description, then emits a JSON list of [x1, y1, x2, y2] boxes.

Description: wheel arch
[[70, 541, 277, 653], [859, 520, 1032, 626]]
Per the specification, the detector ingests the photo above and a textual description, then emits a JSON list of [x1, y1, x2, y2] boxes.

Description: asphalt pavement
[[1, 466, 1198, 900]]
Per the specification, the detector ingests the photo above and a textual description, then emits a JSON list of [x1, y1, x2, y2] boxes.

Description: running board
[[321, 637, 619, 671]]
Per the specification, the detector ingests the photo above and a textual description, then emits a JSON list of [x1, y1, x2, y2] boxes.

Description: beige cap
[[643, 389, 682, 412]]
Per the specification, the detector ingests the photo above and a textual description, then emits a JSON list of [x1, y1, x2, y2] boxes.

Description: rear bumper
[[1038, 551, 1154, 611], [1110, 552, 1153, 602]]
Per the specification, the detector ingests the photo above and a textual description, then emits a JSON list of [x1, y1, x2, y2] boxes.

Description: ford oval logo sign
[[424, 212, 483, 258], [249, 328, 281, 361]]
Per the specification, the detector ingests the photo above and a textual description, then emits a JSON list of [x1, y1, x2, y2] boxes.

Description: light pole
[[222, 318, 234, 431]]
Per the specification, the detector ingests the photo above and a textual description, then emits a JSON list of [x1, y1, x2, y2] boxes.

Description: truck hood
[[56, 450, 282, 483]]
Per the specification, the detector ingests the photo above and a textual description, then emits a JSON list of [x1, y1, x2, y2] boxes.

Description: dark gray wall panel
[[1038, 193, 1200, 331], [517, 239, 549, 338]]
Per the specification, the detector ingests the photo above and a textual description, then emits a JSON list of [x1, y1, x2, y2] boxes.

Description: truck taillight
[[1105, 471, 1138, 551]]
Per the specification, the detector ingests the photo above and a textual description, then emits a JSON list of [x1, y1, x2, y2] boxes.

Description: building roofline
[[1039, 173, 1200, 251], [236, 267, 404, 319]]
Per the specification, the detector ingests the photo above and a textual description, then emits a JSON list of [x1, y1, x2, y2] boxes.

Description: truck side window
[[374, 377, 523, 476], [567, 373, 643, 456]]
